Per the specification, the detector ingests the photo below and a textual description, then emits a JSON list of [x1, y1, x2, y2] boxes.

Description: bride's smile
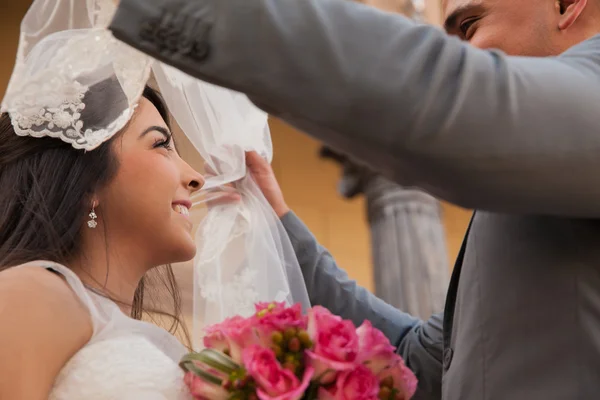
[[172, 202, 192, 218]]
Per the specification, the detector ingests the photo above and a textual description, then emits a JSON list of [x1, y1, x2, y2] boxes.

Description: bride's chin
[[153, 232, 197, 264], [171, 244, 197, 264]]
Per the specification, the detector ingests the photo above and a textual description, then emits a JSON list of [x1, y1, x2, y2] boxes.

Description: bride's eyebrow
[[139, 125, 171, 139], [139, 125, 183, 155]]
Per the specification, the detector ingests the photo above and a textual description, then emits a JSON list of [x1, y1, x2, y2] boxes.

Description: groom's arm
[[280, 211, 443, 399], [111, 0, 600, 218]]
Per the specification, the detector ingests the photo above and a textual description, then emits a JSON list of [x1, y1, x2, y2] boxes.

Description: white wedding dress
[[18, 262, 193, 400]]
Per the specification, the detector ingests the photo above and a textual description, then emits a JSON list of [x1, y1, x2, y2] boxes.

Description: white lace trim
[[3, 27, 153, 151]]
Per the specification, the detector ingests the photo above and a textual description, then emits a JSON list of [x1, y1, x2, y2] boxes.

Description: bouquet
[[180, 302, 417, 400]]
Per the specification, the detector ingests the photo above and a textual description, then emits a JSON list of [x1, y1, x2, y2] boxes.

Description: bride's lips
[[172, 200, 192, 218]]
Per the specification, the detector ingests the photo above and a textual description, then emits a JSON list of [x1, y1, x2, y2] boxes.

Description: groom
[[109, 0, 600, 398]]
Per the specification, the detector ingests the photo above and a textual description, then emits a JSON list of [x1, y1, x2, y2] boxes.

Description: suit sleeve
[[279, 211, 443, 399], [110, 0, 600, 218]]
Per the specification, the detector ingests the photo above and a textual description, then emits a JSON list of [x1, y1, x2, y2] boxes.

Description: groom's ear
[[556, 0, 588, 30]]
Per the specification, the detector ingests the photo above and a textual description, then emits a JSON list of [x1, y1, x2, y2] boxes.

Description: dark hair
[[0, 83, 189, 343]]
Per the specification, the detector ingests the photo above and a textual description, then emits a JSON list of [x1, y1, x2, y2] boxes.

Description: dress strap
[[15, 260, 104, 335]]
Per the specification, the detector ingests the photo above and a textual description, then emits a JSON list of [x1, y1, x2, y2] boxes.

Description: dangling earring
[[88, 203, 98, 229]]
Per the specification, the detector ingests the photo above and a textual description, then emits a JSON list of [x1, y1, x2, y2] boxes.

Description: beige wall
[[270, 119, 375, 289], [0, 1, 471, 296]]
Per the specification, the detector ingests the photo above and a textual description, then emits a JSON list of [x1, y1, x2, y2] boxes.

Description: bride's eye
[[153, 135, 173, 151]]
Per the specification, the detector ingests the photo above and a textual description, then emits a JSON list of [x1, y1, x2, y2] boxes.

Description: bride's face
[[97, 98, 204, 266]]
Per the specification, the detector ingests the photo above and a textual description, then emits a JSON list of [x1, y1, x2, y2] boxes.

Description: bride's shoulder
[[0, 263, 92, 345], [0, 264, 93, 397]]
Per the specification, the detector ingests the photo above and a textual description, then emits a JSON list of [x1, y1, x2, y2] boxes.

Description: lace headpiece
[[1, 0, 153, 150]]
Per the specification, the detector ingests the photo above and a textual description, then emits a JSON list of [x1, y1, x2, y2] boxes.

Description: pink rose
[[184, 371, 229, 400], [256, 302, 307, 332], [318, 365, 379, 400], [203, 329, 229, 353], [305, 306, 359, 383], [255, 303, 307, 345], [203, 315, 260, 362], [356, 320, 396, 374], [378, 356, 418, 399], [255, 302, 287, 313], [242, 345, 314, 400]]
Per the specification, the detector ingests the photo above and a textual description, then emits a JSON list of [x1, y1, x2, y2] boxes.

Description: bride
[[0, 84, 206, 399], [0, 0, 315, 397]]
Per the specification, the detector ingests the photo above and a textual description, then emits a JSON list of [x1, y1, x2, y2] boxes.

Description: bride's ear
[[556, 0, 588, 31]]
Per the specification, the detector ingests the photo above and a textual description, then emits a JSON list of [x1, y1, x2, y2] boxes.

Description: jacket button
[[190, 41, 210, 61], [139, 21, 156, 40], [165, 32, 181, 52], [178, 38, 194, 54], [155, 25, 171, 42], [443, 348, 453, 371]]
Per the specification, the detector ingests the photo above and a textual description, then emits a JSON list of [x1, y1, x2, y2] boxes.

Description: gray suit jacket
[[109, 0, 600, 398]]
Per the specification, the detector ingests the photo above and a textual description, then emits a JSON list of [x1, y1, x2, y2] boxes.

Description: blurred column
[[320, 148, 448, 319]]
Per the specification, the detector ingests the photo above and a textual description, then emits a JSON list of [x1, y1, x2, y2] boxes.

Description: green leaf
[[179, 359, 223, 386], [179, 349, 241, 383], [197, 349, 241, 373]]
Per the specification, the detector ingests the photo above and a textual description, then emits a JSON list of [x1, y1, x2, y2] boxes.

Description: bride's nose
[[182, 162, 205, 192]]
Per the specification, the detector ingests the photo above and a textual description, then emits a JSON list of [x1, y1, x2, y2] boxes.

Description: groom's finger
[[245, 151, 269, 173]]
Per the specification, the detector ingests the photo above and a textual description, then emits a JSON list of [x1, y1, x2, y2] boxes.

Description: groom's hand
[[245, 151, 290, 218], [203, 152, 290, 218]]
